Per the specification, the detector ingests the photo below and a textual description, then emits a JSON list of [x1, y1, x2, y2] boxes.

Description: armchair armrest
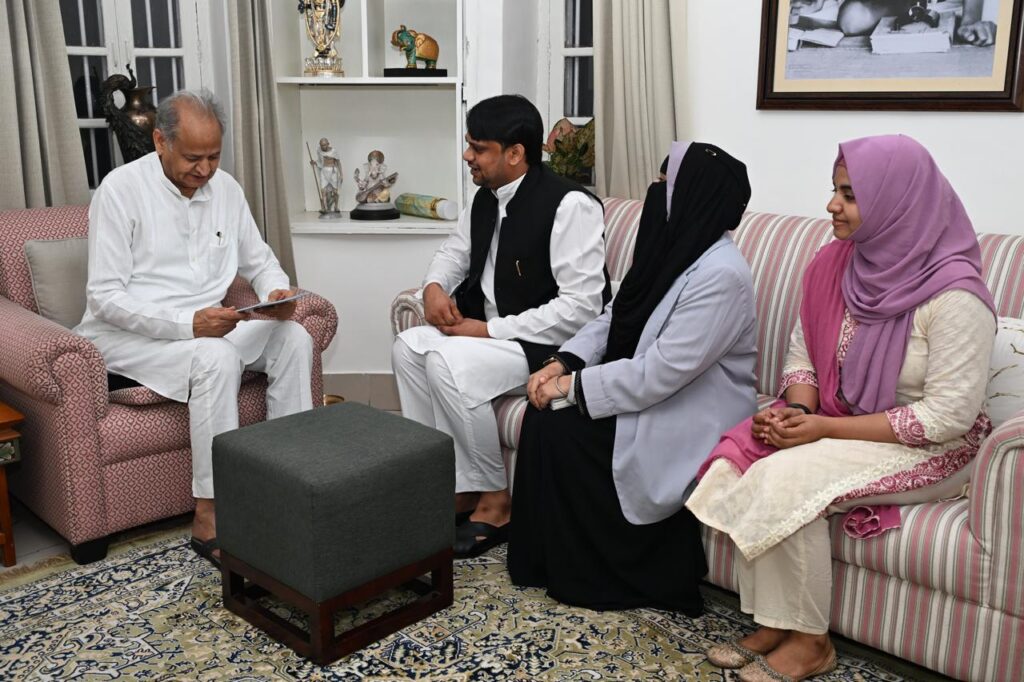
[[0, 296, 108, 418], [222, 277, 338, 353], [390, 287, 427, 335], [969, 409, 1024, 616], [291, 290, 338, 354]]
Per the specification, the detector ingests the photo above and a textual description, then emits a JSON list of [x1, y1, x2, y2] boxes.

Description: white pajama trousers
[[734, 517, 832, 635], [188, 321, 313, 498], [392, 331, 529, 493]]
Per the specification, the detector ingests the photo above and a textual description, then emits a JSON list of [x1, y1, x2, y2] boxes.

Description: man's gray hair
[[155, 88, 226, 145]]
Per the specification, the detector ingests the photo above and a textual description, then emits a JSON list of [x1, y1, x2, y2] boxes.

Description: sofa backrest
[[602, 197, 1024, 397], [0, 206, 90, 313]]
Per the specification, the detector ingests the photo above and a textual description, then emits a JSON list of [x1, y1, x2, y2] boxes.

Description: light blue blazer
[[560, 235, 758, 525]]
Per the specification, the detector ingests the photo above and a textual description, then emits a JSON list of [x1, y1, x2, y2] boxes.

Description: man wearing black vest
[[392, 95, 609, 558]]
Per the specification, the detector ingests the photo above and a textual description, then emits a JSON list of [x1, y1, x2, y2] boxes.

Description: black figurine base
[[350, 203, 401, 220], [383, 67, 448, 78]]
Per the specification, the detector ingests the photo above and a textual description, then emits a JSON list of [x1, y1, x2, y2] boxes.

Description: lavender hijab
[[837, 135, 995, 415]]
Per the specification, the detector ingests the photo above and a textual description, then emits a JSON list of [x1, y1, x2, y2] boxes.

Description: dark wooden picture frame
[[757, 0, 1024, 110]]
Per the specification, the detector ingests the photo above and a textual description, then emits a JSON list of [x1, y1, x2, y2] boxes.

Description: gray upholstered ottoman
[[212, 402, 455, 664]]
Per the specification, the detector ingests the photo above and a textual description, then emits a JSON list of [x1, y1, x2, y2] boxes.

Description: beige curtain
[[593, 0, 688, 199], [227, 0, 296, 282], [0, 0, 90, 210]]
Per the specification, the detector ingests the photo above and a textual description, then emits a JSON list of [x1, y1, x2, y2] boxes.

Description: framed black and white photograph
[[757, 0, 1024, 110]]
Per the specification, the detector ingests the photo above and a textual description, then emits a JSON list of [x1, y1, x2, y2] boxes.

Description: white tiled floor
[[0, 499, 69, 573], [0, 499, 194, 574]]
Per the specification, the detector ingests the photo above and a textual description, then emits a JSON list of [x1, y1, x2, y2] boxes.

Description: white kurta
[[74, 152, 291, 402], [400, 174, 607, 406], [393, 173, 607, 492]]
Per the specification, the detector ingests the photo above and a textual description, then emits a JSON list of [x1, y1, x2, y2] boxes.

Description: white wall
[[681, 4, 1024, 236]]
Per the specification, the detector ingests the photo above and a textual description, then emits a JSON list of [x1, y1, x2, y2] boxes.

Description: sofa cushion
[[986, 317, 1024, 427], [829, 499, 988, 606], [23, 237, 88, 329]]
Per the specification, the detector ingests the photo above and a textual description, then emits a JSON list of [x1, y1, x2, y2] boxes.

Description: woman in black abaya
[[507, 141, 757, 614]]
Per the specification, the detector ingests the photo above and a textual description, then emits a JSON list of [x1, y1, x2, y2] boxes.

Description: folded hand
[[762, 413, 829, 449], [527, 363, 566, 409]]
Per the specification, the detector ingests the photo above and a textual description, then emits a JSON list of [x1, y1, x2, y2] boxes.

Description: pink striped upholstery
[[830, 563, 1022, 682], [702, 525, 740, 592], [601, 197, 644, 280], [830, 500, 986, 604], [389, 201, 1024, 682], [979, 233, 1024, 318], [0, 205, 339, 550], [969, 411, 1024, 618]]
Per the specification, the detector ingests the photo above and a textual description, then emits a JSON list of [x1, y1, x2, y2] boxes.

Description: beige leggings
[[735, 517, 832, 635]]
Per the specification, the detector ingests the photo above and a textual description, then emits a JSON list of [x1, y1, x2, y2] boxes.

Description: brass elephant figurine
[[391, 24, 439, 69]]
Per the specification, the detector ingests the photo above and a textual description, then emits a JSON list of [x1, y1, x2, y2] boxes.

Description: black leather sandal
[[453, 521, 509, 558], [189, 536, 221, 569]]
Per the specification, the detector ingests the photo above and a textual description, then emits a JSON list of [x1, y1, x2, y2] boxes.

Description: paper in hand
[[235, 291, 308, 313]]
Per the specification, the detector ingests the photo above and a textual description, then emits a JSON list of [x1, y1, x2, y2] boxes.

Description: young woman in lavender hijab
[[507, 141, 758, 614], [688, 135, 996, 681]]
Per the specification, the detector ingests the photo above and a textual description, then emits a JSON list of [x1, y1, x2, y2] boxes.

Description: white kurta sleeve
[[85, 183, 196, 340], [779, 318, 818, 394], [422, 206, 472, 295], [234, 197, 290, 300], [486, 192, 606, 344], [885, 289, 995, 445], [559, 301, 614, 366]]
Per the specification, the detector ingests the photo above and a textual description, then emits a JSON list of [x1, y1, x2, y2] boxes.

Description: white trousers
[[735, 517, 832, 635], [188, 321, 313, 498], [392, 330, 529, 493]]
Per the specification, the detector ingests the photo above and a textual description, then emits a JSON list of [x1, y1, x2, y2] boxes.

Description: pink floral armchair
[[0, 206, 338, 563]]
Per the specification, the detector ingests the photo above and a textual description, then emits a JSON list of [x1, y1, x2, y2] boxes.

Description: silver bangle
[[554, 375, 569, 398]]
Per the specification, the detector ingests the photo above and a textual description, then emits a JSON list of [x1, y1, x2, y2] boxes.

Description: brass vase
[[99, 66, 158, 163], [125, 86, 157, 137]]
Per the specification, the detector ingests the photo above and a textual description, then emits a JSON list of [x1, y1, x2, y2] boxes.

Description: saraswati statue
[[297, 0, 345, 76]]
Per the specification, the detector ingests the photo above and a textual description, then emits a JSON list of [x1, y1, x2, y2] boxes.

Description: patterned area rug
[[0, 529, 939, 681]]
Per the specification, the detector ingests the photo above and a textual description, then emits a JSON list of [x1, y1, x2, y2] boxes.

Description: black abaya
[[507, 404, 707, 616]]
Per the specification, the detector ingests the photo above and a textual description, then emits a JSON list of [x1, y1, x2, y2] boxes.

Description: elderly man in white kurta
[[391, 95, 608, 558], [74, 89, 313, 564]]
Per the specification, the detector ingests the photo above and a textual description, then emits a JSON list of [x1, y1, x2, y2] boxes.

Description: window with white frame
[[59, 0, 209, 188], [544, 0, 594, 123]]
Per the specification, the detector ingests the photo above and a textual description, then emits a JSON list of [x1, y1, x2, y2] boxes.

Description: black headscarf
[[602, 142, 752, 363]]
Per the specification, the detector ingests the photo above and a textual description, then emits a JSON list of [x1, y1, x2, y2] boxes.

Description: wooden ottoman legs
[[221, 547, 454, 665]]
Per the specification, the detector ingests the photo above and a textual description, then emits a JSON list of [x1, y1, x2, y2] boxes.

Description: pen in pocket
[[515, 260, 522, 276]]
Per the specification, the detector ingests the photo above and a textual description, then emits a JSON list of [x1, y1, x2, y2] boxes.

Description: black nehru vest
[[453, 164, 611, 371]]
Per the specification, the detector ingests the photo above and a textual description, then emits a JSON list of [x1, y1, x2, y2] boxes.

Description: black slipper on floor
[[454, 521, 509, 559], [189, 536, 221, 569]]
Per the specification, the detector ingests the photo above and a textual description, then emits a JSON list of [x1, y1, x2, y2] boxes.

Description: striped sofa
[[390, 198, 1024, 682]]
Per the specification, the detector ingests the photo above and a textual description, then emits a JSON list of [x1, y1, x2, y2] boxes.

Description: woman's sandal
[[737, 641, 837, 682], [706, 640, 766, 669]]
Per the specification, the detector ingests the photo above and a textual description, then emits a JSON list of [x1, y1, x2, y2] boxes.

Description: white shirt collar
[[148, 152, 213, 202], [492, 171, 527, 209]]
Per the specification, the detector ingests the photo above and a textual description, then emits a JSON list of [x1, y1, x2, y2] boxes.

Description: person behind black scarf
[[604, 142, 751, 363], [509, 141, 756, 615]]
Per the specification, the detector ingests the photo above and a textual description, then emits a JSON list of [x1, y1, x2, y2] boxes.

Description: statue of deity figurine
[[351, 150, 400, 220], [297, 0, 345, 76]]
